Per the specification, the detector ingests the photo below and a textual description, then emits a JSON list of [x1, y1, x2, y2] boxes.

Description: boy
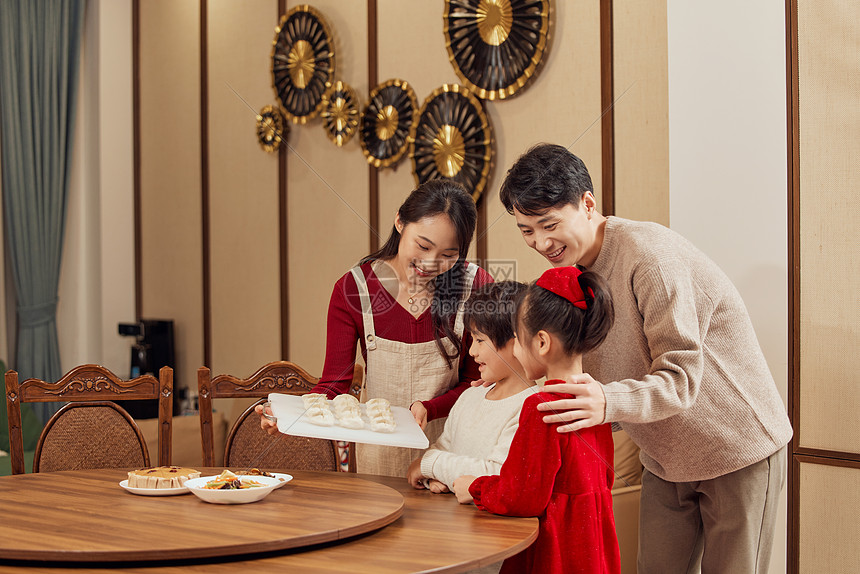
[[407, 281, 536, 493]]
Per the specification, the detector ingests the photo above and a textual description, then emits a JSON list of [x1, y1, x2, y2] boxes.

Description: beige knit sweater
[[586, 217, 793, 482], [420, 384, 533, 489]]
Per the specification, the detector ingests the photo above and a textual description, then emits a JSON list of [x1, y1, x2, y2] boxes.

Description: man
[[500, 143, 792, 573]]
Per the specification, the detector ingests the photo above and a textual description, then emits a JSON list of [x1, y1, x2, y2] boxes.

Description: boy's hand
[[410, 401, 428, 429], [452, 475, 476, 504], [470, 378, 494, 388], [255, 403, 279, 435], [406, 458, 426, 489], [536, 373, 607, 431], [426, 479, 449, 493]]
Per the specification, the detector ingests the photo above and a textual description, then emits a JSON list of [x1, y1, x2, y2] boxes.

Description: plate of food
[[267, 393, 429, 449], [236, 468, 293, 489], [184, 470, 282, 504], [119, 465, 201, 496], [119, 480, 190, 496]]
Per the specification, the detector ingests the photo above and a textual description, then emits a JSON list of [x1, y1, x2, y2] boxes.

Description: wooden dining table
[[0, 467, 538, 573]]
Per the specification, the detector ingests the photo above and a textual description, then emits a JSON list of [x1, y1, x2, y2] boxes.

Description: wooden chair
[[198, 361, 351, 472], [4, 365, 173, 475]]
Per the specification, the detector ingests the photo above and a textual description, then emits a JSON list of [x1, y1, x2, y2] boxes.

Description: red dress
[[469, 388, 620, 574]]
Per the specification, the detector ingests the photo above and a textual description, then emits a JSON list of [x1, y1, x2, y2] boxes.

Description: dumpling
[[332, 395, 364, 429], [302, 393, 329, 409], [332, 393, 359, 410], [369, 411, 396, 433], [366, 398, 391, 418], [305, 403, 335, 426]]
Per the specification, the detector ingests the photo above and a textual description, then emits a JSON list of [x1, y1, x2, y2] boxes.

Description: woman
[[262, 180, 492, 477]]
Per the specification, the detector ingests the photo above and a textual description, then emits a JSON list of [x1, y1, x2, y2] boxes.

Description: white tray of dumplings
[[267, 393, 430, 449]]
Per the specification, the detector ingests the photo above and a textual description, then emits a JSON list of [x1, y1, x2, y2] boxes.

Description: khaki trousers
[[638, 446, 787, 574]]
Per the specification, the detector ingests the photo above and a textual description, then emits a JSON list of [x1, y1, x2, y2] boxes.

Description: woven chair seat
[[37, 404, 148, 472], [225, 401, 339, 472]]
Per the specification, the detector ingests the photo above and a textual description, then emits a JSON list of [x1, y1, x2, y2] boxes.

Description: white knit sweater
[[587, 217, 793, 482], [420, 384, 533, 489]]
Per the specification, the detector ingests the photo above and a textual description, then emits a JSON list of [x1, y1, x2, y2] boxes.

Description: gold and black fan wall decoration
[[320, 80, 360, 147], [409, 84, 493, 202], [272, 5, 335, 124], [256, 105, 288, 152], [359, 79, 418, 168], [444, 0, 551, 100]]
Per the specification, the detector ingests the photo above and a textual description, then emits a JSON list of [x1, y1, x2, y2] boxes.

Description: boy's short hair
[[499, 143, 594, 215], [464, 281, 527, 348]]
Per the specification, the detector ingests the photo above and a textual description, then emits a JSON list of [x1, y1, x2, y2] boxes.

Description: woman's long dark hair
[[360, 180, 477, 368]]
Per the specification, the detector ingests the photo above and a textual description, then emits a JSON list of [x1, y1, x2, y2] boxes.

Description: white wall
[[667, 1, 788, 572], [58, 0, 136, 377]]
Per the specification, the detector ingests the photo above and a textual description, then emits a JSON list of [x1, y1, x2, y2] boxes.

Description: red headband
[[535, 267, 593, 310]]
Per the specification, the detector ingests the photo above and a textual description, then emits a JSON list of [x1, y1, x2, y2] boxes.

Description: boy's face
[[468, 329, 518, 385], [513, 192, 600, 268]]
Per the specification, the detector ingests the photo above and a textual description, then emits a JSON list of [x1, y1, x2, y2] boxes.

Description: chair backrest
[[4, 365, 173, 474], [197, 361, 341, 471]]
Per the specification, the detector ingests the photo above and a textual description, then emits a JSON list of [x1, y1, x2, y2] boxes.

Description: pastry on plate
[[127, 466, 200, 489]]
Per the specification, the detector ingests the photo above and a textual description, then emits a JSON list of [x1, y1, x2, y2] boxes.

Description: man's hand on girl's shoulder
[[470, 378, 494, 388], [536, 373, 607, 432]]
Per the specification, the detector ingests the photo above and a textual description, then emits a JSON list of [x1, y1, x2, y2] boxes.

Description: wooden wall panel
[[484, 0, 603, 284], [376, 0, 460, 251], [613, 0, 669, 225], [139, 0, 203, 394], [207, 0, 280, 378], [797, 0, 860, 454], [798, 462, 860, 571], [286, 0, 370, 377]]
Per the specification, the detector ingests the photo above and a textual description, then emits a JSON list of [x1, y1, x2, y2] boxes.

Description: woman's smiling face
[[395, 213, 461, 282]]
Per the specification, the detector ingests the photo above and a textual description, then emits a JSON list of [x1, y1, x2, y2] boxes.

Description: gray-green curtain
[[0, 0, 85, 423]]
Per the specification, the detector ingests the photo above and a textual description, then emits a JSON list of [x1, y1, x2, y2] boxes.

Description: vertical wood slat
[[599, 0, 615, 216], [368, 0, 379, 252], [786, 0, 799, 570], [278, 0, 289, 358], [200, 0, 211, 367], [132, 0, 142, 321]]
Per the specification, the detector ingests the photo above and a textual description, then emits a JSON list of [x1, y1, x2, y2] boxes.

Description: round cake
[[127, 466, 201, 489]]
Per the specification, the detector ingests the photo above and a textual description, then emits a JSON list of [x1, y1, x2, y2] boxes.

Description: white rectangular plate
[[268, 393, 429, 449]]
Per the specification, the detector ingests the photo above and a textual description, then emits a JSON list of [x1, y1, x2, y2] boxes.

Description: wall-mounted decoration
[[443, 0, 551, 100], [409, 84, 493, 202], [359, 79, 418, 169], [256, 105, 288, 153], [320, 80, 360, 147], [271, 5, 336, 124]]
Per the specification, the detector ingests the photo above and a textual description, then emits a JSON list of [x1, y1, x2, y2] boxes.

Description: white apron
[[351, 264, 478, 477]]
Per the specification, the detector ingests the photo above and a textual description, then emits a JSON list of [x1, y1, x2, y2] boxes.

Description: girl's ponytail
[[576, 271, 614, 353]]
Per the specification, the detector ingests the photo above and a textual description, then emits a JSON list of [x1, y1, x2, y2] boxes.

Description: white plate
[[237, 471, 293, 489], [184, 475, 281, 504], [119, 480, 190, 496], [268, 393, 429, 449], [271, 472, 293, 488]]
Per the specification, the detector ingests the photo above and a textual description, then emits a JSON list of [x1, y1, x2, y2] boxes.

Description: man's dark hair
[[499, 143, 594, 216], [463, 281, 527, 348]]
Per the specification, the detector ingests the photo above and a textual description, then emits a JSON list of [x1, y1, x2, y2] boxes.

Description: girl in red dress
[[452, 266, 620, 574]]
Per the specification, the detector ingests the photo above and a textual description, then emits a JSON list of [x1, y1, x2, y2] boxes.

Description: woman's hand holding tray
[[267, 393, 430, 449]]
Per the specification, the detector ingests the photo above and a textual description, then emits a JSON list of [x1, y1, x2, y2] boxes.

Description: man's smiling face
[[513, 192, 600, 268]]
